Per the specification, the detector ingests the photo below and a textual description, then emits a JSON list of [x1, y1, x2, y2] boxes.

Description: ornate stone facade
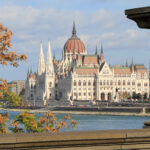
[[25, 23, 149, 106]]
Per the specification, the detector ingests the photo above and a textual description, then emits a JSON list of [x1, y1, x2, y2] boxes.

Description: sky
[[0, 0, 150, 82]]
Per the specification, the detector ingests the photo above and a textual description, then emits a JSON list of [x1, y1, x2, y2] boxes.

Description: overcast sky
[[0, 0, 150, 81]]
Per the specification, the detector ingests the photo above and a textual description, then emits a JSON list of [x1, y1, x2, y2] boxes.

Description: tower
[[36, 42, 46, 106], [72, 21, 77, 37], [45, 41, 55, 103], [100, 44, 104, 62], [37, 42, 45, 75], [95, 45, 98, 55]]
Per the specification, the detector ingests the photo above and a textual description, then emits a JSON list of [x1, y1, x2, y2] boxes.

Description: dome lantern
[[64, 22, 86, 54]]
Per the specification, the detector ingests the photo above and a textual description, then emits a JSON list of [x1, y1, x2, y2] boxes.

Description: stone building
[[25, 23, 149, 106], [8, 80, 25, 96]]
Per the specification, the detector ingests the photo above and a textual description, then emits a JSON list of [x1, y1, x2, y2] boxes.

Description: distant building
[[8, 80, 25, 96], [25, 23, 149, 106]]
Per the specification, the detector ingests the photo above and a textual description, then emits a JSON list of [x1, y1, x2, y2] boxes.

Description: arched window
[[100, 80, 102, 85], [123, 80, 125, 86], [127, 81, 130, 86], [83, 81, 86, 86], [110, 80, 113, 85], [118, 80, 121, 86], [74, 81, 76, 86], [78, 81, 81, 86], [49, 82, 52, 88], [103, 80, 105, 86], [93, 81, 95, 86], [144, 83, 148, 87], [88, 81, 91, 86], [107, 80, 109, 85], [132, 81, 135, 86]]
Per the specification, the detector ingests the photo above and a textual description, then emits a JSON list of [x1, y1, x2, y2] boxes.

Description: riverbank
[[1, 106, 150, 117]]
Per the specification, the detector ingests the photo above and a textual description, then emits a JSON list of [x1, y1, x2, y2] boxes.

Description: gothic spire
[[101, 44, 103, 54], [37, 42, 45, 75], [72, 21, 77, 37], [126, 59, 128, 67], [46, 41, 54, 74], [131, 57, 134, 66], [95, 45, 98, 55], [100, 44, 104, 62]]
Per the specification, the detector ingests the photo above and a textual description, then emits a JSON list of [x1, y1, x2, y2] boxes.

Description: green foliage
[[0, 88, 22, 107], [8, 111, 77, 133], [1, 88, 22, 107], [143, 93, 148, 100], [19, 88, 25, 97]]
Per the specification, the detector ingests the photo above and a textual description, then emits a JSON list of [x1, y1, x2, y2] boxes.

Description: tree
[[143, 93, 148, 100], [0, 24, 27, 67], [136, 93, 142, 100], [19, 88, 25, 97], [9, 112, 77, 133], [0, 24, 27, 104], [132, 92, 137, 100]]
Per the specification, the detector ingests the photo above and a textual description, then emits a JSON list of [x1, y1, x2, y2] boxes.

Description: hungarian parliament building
[[25, 23, 149, 106]]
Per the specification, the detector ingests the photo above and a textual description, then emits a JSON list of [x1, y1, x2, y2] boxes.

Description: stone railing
[[1, 128, 150, 149]]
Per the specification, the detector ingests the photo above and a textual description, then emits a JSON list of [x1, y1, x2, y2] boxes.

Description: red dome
[[64, 37, 85, 53], [64, 22, 86, 54]]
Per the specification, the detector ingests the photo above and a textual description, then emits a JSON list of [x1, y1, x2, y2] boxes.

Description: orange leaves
[[0, 24, 27, 67], [0, 111, 77, 134], [0, 114, 9, 133], [64, 115, 72, 120]]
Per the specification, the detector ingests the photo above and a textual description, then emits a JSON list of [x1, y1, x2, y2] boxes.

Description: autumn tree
[[9, 112, 77, 133], [0, 24, 27, 104]]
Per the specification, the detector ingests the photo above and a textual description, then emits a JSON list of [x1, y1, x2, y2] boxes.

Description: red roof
[[75, 68, 98, 75], [83, 55, 98, 65], [113, 68, 131, 75], [64, 37, 85, 53], [136, 69, 148, 76]]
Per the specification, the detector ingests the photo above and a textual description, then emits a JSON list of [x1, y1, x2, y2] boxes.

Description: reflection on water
[[0, 110, 149, 131]]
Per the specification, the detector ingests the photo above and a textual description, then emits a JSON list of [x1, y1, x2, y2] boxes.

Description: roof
[[75, 67, 98, 75], [64, 38, 85, 53], [83, 55, 98, 65], [64, 23, 85, 54], [113, 67, 131, 75]]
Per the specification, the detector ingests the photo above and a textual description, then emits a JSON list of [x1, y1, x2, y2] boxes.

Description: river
[[0, 110, 149, 131]]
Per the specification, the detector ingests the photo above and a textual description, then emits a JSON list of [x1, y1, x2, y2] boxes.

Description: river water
[[0, 110, 149, 131]]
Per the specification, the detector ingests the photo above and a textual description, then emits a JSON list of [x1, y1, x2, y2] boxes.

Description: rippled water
[[0, 110, 149, 131]]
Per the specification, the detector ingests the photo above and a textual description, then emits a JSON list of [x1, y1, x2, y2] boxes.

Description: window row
[[74, 92, 95, 96], [74, 81, 96, 86]]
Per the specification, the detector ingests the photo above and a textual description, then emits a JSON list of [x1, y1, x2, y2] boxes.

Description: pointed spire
[[38, 41, 45, 75], [126, 59, 128, 67], [130, 57, 134, 72], [95, 45, 98, 55], [27, 68, 29, 75], [46, 41, 54, 74], [101, 44, 103, 54], [72, 21, 77, 37], [100, 44, 104, 62], [131, 57, 134, 66]]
